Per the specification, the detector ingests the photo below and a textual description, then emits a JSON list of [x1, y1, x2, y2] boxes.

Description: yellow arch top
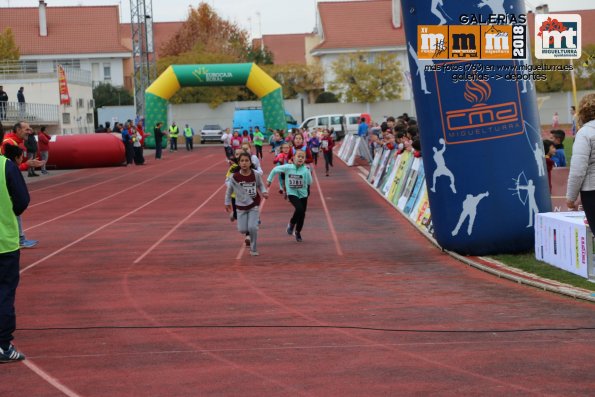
[[146, 66, 181, 100], [246, 64, 282, 98]]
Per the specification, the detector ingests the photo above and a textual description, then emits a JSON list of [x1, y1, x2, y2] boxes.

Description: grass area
[[564, 136, 574, 166], [491, 253, 595, 291]]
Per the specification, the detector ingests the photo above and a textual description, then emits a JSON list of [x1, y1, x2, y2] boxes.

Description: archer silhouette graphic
[[510, 173, 539, 228], [431, 138, 456, 194], [533, 142, 545, 177], [451, 192, 490, 236]]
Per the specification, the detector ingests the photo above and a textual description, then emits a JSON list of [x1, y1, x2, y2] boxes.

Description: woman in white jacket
[[566, 94, 595, 225]]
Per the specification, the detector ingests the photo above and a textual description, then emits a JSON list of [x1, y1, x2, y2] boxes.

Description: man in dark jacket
[[24, 130, 39, 177], [0, 86, 7, 120], [16, 87, 25, 118]]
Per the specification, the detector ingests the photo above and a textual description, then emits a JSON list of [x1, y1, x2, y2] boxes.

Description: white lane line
[[20, 160, 224, 275], [28, 167, 145, 208], [311, 167, 344, 256], [133, 184, 226, 264], [28, 169, 100, 194], [25, 155, 212, 232], [22, 360, 83, 397]]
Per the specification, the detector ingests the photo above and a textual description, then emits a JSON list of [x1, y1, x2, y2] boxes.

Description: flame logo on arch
[[463, 79, 492, 105]]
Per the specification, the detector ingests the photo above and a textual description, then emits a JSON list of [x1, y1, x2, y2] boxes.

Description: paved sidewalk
[[349, 158, 595, 304]]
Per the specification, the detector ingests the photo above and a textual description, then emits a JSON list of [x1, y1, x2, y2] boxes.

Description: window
[[88, 99, 95, 109], [77, 98, 84, 108], [285, 114, 297, 125], [317, 117, 329, 127], [86, 113, 94, 124], [21, 61, 38, 73], [303, 119, 316, 129], [53, 60, 80, 70], [103, 63, 111, 81], [62, 113, 71, 124], [330, 116, 343, 125]]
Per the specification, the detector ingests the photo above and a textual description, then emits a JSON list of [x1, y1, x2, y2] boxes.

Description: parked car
[[200, 124, 223, 144], [299, 114, 347, 140]]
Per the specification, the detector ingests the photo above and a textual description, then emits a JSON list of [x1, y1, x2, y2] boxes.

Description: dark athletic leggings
[[288, 195, 308, 233], [580, 190, 595, 227]]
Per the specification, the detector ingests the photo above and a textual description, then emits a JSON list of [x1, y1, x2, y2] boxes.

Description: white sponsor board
[[535, 212, 595, 279]]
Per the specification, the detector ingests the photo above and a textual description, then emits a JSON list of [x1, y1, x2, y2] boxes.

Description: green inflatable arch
[[144, 63, 286, 148]]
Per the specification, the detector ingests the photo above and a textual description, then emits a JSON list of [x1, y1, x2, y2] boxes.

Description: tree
[[247, 46, 274, 65], [315, 91, 339, 103], [262, 63, 324, 102], [92, 83, 134, 127], [0, 28, 19, 61], [160, 2, 249, 60], [534, 44, 595, 93], [329, 52, 403, 103], [93, 83, 134, 107]]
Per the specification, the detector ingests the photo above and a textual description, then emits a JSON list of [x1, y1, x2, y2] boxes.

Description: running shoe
[[20, 239, 38, 249], [286, 223, 295, 235], [245, 235, 251, 247], [250, 250, 259, 256], [0, 345, 25, 363], [295, 232, 302, 242]]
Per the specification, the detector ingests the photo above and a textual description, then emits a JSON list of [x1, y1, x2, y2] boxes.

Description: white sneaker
[[250, 250, 259, 256]]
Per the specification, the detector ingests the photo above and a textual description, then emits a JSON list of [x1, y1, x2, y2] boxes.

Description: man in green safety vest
[[183, 123, 195, 152], [168, 122, 179, 152], [0, 145, 30, 363]]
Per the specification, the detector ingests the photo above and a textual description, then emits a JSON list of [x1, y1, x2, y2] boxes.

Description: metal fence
[[0, 61, 91, 85], [0, 101, 59, 124]]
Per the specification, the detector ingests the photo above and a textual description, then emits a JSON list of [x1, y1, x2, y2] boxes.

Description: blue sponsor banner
[[402, 0, 552, 255]]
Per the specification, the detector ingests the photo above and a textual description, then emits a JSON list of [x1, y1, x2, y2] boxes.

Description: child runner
[[308, 132, 321, 166], [230, 130, 242, 152], [273, 142, 291, 197], [320, 129, 335, 176], [225, 148, 244, 222], [267, 150, 312, 242], [253, 126, 265, 159], [289, 133, 313, 164], [241, 142, 263, 175], [225, 153, 268, 256]]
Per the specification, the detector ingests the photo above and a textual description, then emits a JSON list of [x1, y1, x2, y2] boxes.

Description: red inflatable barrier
[[46, 133, 125, 169]]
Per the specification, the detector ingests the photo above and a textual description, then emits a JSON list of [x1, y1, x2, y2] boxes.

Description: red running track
[[2, 147, 595, 396]]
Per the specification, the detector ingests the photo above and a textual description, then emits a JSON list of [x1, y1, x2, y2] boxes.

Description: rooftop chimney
[[535, 4, 549, 14], [392, 0, 401, 28], [39, 0, 47, 37]]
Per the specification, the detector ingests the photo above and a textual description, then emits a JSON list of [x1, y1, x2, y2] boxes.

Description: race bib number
[[321, 140, 329, 149], [240, 181, 257, 197], [288, 174, 304, 189]]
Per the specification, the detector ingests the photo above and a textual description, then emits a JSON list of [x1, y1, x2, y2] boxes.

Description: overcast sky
[[5, 0, 595, 36]]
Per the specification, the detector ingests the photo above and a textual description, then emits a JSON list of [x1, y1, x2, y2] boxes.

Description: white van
[[345, 113, 372, 135], [299, 114, 346, 139]]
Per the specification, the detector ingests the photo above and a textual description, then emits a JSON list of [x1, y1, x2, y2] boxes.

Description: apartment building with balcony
[[0, 62, 95, 134]]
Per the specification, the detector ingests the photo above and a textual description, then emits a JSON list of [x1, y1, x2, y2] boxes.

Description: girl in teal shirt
[[267, 150, 312, 242]]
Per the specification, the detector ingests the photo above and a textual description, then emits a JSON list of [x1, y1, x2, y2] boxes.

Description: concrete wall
[[97, 89, 594, 132]]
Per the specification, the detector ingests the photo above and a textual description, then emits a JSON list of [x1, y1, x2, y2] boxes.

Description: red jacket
[[38, 131, 51, 152], [320, 136, 335, 153], [1, 132, 28, 170]]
